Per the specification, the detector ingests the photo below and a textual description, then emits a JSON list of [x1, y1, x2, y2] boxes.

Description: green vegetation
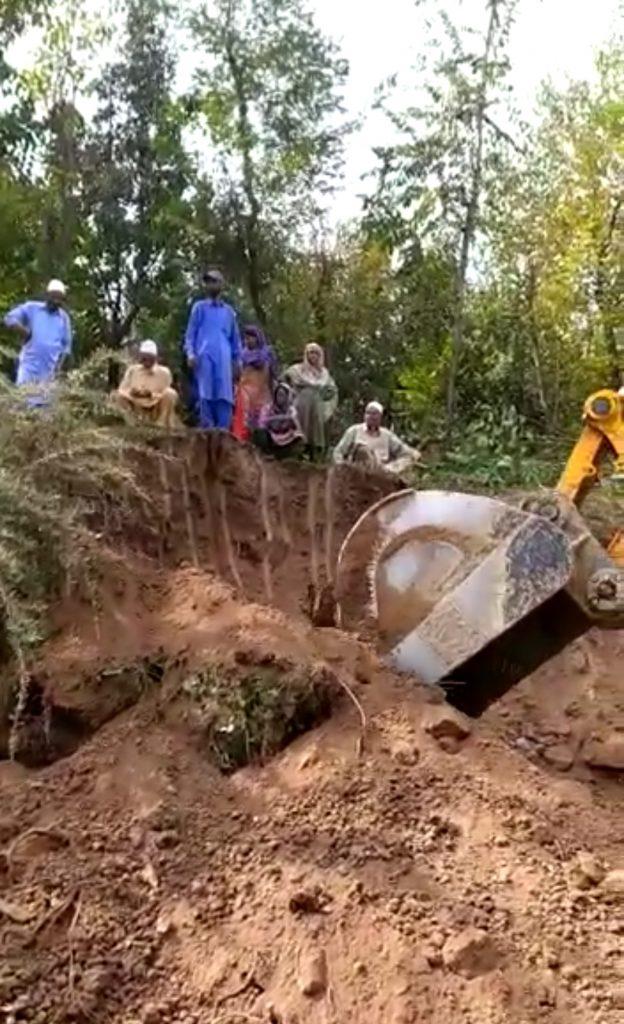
[[182, 662, 335, 771], [0, 2, 622, 478], [0, 354, 148, 655]]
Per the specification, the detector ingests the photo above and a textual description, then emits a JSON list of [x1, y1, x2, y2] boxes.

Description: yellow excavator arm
[[336, 388, 624, 715], [557, 389, 624, 565]]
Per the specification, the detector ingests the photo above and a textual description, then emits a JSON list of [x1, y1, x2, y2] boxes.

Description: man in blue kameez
[[4, 279, 72, 404], [183, 270, 241, 429]]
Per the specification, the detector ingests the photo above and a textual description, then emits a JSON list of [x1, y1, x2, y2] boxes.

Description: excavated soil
[[1, 436, 623, 1024]]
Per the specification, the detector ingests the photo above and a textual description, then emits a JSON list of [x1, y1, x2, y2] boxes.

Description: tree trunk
[[446, 219, 472, 425], [224, 9, 268, 326], [446, 0, 502, 429], [312, 249, 333, 346], [525, 260, 550, 428], [594, 195, 622, 387], [41, 100, 80, 279]]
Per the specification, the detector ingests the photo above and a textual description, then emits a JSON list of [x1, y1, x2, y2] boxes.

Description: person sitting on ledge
[[332, 400, 420, 476], [113, 340, 179, 429], [252, 382, 304, 459]]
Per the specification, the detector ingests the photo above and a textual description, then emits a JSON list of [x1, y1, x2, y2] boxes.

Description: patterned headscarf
[[242, 324, 273, 367]]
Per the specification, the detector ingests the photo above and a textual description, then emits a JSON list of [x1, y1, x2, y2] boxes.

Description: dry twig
[[67, 890, 83, 1002], [24, 887, 80, 948]]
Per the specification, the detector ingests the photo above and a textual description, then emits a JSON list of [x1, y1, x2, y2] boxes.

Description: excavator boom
[[336, 390, 624, 716], [557, 388, 624, 564]]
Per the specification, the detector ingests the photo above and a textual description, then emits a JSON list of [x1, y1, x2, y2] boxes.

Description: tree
[[485, 41, 624, 426], [21, 0, 106, 282], [0, 1, 49, 343], [0, 0, 46, 170], [267, 230, 454, 436], [373, 0, 519, 427], [77, 0, 192, 350], [190, 0, 349, 325]]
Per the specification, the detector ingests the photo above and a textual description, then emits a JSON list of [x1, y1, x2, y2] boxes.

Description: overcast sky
[[311, 0, 621, 218], [9, 0, 621, 222]]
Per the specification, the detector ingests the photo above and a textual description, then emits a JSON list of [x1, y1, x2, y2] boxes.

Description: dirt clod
[[141, 1004, 161, 1024], [298, 947, 328, 998], [602, 870, 624, 896], [288, 887, 331, 915], [567, 851, 606, 889], [543, 742, 575, 770], [583, 732, 624, 770], [423, 705, 472, 746], [441, 927, 501, 979]]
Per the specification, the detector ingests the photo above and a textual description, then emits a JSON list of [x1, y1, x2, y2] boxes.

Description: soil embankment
[[0, 438, 623, 1024]]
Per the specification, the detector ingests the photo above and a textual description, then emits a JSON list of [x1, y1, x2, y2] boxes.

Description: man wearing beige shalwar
[[333, 401, 420, 476], [114, 340, 179, 428]]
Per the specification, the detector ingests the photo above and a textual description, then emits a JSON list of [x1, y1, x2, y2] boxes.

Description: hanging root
[[255, 454, 274, 603], [336, 674, 368, 757], [307, 473, 319, 589], [181, 459, 200, 568], [66, 891, 83, 1002], [324, 465, 335, 584], [215, 956, 261, 1009], [8, 650, 30, 764], [157, 452, 172, 521], [209, 1015, 265, 1024], [217, 484, 244, 592]]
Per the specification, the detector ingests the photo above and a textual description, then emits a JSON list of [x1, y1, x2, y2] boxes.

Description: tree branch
[[483, 113, 525, 154]]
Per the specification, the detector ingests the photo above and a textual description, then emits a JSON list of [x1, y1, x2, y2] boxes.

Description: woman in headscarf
[[232, 324, 278, 441], [284, 343, 338, 457], [252, 382, 304, 459]]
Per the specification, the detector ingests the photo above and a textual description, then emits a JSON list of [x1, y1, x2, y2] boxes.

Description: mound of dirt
[[1, 440, 623, 1023], [487, 629, 624, 779], [2, 436, 398, 759], [2, 581, 624, 1024]]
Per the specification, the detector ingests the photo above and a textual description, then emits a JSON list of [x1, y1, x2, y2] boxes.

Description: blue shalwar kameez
[[183, 299, 241, 429], [4, 300, 72, 405]]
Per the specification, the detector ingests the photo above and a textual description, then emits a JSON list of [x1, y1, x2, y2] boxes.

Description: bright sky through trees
[[312, 0, 621, 216]]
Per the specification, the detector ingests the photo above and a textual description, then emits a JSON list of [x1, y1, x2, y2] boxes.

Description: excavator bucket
[[336, 490, 624, 716]]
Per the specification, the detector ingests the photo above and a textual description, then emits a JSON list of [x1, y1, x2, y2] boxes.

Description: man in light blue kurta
[[4, 279, 72, 405], [183, 270, 241, 429]]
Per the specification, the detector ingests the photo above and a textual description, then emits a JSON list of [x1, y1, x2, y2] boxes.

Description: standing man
[[4, 279, 72, 403], [183, 269, 241, 429]]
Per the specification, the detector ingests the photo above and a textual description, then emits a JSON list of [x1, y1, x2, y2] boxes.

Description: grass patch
[[0, 351, 178, 750], [0, 351, 151, 654], [182, 662, 336, 772]]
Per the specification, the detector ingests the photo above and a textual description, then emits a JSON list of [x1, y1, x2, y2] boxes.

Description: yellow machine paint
[[557, 388, 624, 565], [336, 389, 624, 716]]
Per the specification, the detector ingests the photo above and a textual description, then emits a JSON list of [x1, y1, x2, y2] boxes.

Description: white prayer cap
[[46, 279, 67, 295], [139, 339, 158, 356], [365, 400, 384, 415]]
